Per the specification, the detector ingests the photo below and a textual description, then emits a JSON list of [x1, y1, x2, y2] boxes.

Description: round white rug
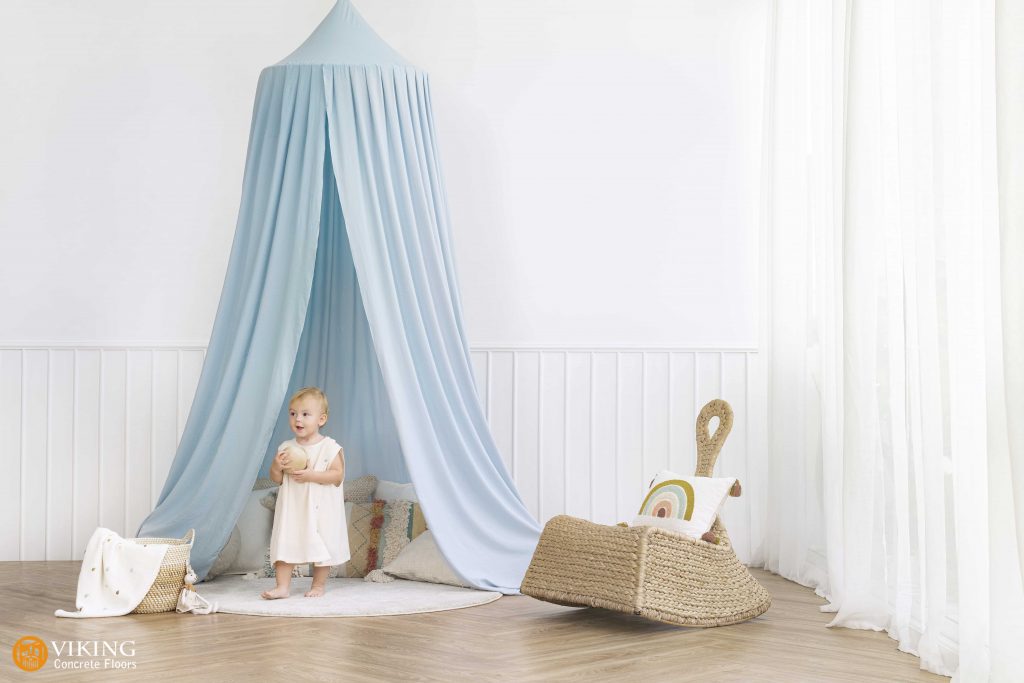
[[197, 576, 501, 617]]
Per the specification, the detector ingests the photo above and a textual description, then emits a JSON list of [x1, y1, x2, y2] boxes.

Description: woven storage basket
[[521, 399, 771, 627], [130, 529, 194, 614]]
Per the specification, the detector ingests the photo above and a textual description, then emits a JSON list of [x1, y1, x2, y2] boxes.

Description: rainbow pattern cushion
[[631, 470, 737, 539]]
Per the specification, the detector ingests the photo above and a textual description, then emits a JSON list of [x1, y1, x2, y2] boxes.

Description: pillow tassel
[[364, 569, 395, 583]]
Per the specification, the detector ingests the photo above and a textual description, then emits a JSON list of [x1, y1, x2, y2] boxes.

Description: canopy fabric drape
[[260, 157, 408, 485], [138, 1, 540, 594]]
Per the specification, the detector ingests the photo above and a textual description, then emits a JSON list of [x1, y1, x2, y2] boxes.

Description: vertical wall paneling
[[23, 350, 49, 560], [99, 350, 126, 535], [488, 352, 514, 473], [1, 344, 760, 563], [565, 352, 593, 519], [73, 351, 100, 558], [48, 350, 74, 560], [151, 350, 179, 513], [149, 355, 156, 520], [616, 353, 643, 524], [536, 354, 543, 521], [746, 351, 768, 562], [538, 352, 566, 522], [1, 351, 23, 560], [126, 350, 154, 536], [97, 351, 104, 540], [510, 352, 518, 481], [720, 352, 750, 561], [669, 352, 697, 474], [590, 353, 617, 525], [696, 352, 723, 425], [512, 352, 539, 518], [644, 352, 671, 482]]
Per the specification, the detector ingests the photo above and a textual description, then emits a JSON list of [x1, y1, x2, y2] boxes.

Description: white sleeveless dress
[[268, 436, 350, 567]]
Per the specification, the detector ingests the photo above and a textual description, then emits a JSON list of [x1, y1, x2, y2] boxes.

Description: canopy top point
[[276, 0, 416, 69]]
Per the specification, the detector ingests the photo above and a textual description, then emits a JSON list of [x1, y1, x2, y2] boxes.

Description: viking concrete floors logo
[[12, 637, 46, 672], [13, 636, 138, 672]]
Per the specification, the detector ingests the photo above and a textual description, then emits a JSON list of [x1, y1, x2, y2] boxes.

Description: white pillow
[[375, 480, 418, 502], [631, 470, 737, 539], [224, 487, 276, 574], [382, 531, 470, 588]]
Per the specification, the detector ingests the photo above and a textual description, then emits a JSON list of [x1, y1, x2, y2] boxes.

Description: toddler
[[260, 387, 349, 599]]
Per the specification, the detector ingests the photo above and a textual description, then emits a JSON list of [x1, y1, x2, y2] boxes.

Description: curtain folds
[[138, 66, 327, 579], [761, 1, 1024, 679], [324, 65, 541, 593], [260, 153, 409, 485], [993, 0, 1024, 676]]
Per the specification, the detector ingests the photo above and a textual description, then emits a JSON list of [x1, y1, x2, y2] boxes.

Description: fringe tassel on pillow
[[364, 569, 395, 583]]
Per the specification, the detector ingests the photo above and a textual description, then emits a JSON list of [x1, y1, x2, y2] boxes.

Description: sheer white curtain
[[760, 0, 1024, 679]]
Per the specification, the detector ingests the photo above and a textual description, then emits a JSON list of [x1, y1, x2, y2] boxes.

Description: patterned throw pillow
[[344, 475, 378, 503], [330, 500, 427, 578], [631, 469, 738, 539]]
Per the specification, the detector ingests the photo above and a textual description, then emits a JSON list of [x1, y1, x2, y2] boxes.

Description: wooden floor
[[2, 562, 945, 682]]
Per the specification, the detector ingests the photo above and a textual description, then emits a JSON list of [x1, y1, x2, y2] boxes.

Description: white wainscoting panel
[[0, 345, 206, 561], [0, 343, 764, 564], [471, 346, 765, 564]]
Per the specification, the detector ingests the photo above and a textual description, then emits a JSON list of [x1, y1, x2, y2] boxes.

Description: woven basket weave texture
[[131, 529, 194, 614]]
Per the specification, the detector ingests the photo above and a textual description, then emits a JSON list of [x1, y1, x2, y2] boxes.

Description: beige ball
[[282, 444, 308, 473]]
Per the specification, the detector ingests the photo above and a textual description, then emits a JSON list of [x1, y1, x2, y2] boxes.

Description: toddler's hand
[[274, 450, 291, 470], [289, 468, 312, 483]]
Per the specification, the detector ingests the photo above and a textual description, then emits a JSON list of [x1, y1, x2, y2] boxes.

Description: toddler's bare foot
[[260, 586, 290, 600], [304, 584, 326, 598]]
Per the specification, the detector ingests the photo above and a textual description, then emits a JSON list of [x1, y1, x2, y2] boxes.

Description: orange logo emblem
[[12, 636, 48, 672]]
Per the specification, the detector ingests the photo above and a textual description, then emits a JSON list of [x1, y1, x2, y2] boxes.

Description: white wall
[[0, 0, 334, 343], [370, 0, 768, 346], [0, 0, 768, 347]]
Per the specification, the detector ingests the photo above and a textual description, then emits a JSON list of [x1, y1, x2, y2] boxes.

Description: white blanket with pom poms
[[55, 527, 167, 618]]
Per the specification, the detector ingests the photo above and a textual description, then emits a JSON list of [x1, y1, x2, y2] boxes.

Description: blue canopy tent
[[137, 0, 540, 593]]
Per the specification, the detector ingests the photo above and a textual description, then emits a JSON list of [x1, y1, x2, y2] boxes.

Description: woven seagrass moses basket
[[131, 529, 195, 614], [521, 399, 771, 627]]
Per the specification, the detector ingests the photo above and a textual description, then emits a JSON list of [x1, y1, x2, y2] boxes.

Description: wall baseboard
[[0, 343, 765, 563]]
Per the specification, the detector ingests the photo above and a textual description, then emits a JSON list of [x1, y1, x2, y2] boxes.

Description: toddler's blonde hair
[[289, 386, 329, 421]]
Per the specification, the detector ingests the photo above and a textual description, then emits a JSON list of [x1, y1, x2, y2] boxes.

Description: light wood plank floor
[[2, 562, 945, 682]]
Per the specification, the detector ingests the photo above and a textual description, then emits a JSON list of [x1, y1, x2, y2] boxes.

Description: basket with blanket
[[55, 527, 216, 617]]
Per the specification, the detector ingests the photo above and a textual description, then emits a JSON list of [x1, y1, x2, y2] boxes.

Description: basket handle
[[695, 399, 733, 477], [182, 528, 195, 546]]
